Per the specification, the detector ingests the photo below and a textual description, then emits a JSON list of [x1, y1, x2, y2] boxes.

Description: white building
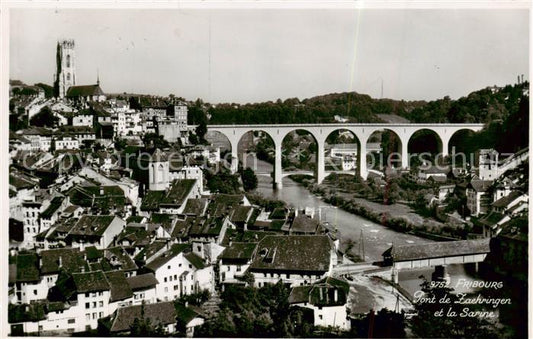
[[289, 277, 351, 331], [144, 243, 215, 302], [219, 242, 258, 286], [54, 137, 80, 151]]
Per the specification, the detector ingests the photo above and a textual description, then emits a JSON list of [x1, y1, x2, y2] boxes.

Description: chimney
[[100, 187, 104, 196], [319, 287, 323, 300], [58, 256, 63, 268], [39, 257, 43, 269], [334, 289, 338, 302]]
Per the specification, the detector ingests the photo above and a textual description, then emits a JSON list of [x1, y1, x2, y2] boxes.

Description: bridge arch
[[323, 129, 362, 178], [236, 129, 277, 182], [204, 130, 236, 172], [447, 128, 477, 167], [407, 128, 444, 166], [365, 128, 404, 172], [280, 129, 320, 184]]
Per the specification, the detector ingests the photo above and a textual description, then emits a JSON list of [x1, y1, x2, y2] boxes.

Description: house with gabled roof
[[108, 301, 181, 335], [66, 215, 125, 250], [466, 176, 493, 216], [289, 277, 351, 330], [219, 242, 258, 286], [126, 273, 158, 305], [142, 243, 214, 302], [40, 196, 68, 232], [248, 235, 336, 288]]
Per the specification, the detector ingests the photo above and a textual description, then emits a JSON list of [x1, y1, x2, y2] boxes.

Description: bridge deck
[[383, 238, 490, 263]]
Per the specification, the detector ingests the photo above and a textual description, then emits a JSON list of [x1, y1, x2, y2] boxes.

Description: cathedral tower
[[54, 39, 76, 98]]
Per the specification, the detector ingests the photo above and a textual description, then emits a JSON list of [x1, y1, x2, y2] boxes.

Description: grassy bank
[[288, 174, 462, 241]]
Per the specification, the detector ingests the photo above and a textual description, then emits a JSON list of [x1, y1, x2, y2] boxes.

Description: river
[[254, 159, 431, 261], [253, 159, 479, 296]]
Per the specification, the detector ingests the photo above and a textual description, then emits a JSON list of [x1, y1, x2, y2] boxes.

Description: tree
[[196, 121, 207, 144], [241, 167, 258, 191], [34, 83, 54, 98], [30, 106, 58, 127], [142, 133, 169, 150]]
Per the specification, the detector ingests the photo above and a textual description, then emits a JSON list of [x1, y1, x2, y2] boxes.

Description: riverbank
[[288, 175, 460, 242]]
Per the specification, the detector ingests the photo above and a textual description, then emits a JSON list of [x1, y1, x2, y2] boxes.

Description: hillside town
[[7, 39, 529, 337]]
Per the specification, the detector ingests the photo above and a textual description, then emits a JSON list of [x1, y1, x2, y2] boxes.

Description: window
[[92, 302, 97, 308], [33, 290, 37, 295], [67, 73, 71, 81], [99, 301, 103, 307], [66, 55, 71, 67], [92, 312, 97, 320], [164, 277, 167, 282], [318, 315, 323, 320], [236, 266, 241, 272], [164, 287, 168, 293], [189, 264, 192, 269], [174, 274, 177, 280], [167, 265, 171, 269], [99, 312, 103, 318], [286, 274, 290, 279], [169, 276, 173, 282], [68, 318, 75, 324], [174, 285, 179, 291], [85, 302, 90, 309], [179, 263, 182, 267]]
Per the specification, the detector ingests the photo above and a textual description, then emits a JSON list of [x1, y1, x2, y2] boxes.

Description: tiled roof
[[126, 273, 159, 291], [134, 240, 167, 263], [175, 303, 203, 325], [72, 270, 110, 293], [69, 215, 117, 237], [160, 179, 197, 207], [182, 198, 208, 215], [104, 246, 138, 272], [12, 253, 40, 283], [40, 248, 88, 274], [288, 286, 312, 304], [230, 206, 253, 223], [492, 191, 524, 208], [105, 271, 133, 302], [9, 172, 38, 190], [141, 190, 166, 211], [184, 252, 205, 269], [249, 235, 332, 273], [188, 216, 225, 237], [66, 84, 104, 97], [208, 194, 245, 217], [40, 196, 64, 219], [291, 215, 320, 234], [219, 242, 257, 260], [110, 301, 176, 333], [68, 185, 127, 211], [144, 243, 190, 272]]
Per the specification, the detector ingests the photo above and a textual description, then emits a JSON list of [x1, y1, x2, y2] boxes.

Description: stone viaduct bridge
[[207, 123, 484, 188]]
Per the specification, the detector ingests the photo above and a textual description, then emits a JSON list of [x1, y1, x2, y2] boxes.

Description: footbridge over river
[[208, 123, 484, 188], [383, 238, 491, 283]]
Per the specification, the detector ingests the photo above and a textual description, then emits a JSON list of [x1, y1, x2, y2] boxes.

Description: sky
[[9, 8, 529, 104]]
